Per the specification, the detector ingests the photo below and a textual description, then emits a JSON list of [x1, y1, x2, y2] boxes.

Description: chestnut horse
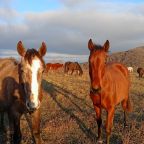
[[45, 63, 63, 72], [88, 39, 132, 144], [0, 41, 47, 144], [64, 61, 83, 76]]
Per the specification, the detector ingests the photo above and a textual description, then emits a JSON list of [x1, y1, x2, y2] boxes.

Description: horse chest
[[90, 92, 101, 106]]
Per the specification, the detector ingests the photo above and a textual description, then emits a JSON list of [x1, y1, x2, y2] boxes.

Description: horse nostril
[[26, 100, 41, 112], [90, 86, 101, 94], [26, 101, 36, 111]]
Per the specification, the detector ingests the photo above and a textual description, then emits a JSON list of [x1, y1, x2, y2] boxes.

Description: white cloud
[[0, 1, 144, 57]]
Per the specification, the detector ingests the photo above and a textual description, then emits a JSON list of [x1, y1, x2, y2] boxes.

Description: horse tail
[[122, 67, 133, 112], [126, 95, 133, 112], [126, 71, 133, 112]]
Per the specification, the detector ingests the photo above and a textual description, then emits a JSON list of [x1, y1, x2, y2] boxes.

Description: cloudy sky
[[0, 0, 144, 62]]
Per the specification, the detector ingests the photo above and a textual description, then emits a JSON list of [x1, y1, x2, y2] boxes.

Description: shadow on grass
[[42, 79, 97, 143]]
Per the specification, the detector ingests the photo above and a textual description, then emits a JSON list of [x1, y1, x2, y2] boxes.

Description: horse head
[[17, 41, 47, 112]]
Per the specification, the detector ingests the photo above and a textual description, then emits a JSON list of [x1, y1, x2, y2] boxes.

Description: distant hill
[[108, 46, 144, 69], [82, 46, 144, 71]]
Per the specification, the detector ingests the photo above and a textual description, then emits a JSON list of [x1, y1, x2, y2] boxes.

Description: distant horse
[[88, 39, 132, 144], [45, 63, 63, 72], [64, 61, 83, 76], [0, 41, 47, 144], [127, 67, 133, 73], [137, 67, 144, 78]]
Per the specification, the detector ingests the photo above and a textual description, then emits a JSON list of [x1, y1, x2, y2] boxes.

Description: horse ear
[[88, 39, 94, 51], [103, 40, 110, 52], [39, 42, 47, 57], [17, 41, 26, 57]]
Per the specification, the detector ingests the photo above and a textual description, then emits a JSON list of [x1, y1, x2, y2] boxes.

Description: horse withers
[[0, 41, 47, 144], [88, 39, 132, 144]]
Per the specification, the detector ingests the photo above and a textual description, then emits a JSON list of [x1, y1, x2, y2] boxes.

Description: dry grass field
[[0, 67, 144, 144]]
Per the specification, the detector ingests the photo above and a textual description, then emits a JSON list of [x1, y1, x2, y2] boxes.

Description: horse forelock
[[24, 49, 45, 66], [93, 44, 103, 51]]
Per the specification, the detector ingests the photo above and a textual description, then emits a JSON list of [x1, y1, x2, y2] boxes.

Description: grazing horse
[[137, 67, 144, 78], [127, 67, 133, 73], [64, 61, 83, 76], [88, 39, 132, 144], [45, 63, 63, 72], [0, 41, 47, 144]]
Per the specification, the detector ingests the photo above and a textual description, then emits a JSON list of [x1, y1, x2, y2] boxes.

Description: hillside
[[108, 46, 144, 69]]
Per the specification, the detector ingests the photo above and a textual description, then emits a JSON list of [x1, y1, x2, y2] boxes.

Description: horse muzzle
[[26, 100, 40, 112], [90, 86, 101, 94]]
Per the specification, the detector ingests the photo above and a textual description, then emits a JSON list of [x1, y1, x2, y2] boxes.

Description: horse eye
[[41, 69, 45, 73], [21, 69, 26, 74], [40, 68, 44, 73]]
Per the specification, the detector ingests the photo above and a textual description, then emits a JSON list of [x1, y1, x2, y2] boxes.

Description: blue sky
[[7, 0, 143, 13], [0, 0, 144, 62], [11, 0, 61, 12], [8, 0, 144, 12]]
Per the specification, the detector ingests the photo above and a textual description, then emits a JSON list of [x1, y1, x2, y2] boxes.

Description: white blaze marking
[[31, 58, 41, 107]]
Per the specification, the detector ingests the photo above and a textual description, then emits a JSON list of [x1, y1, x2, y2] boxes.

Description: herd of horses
[[45, 61, 83, 76], [127, 66, 144, 78], [0, 39, 143, 144]]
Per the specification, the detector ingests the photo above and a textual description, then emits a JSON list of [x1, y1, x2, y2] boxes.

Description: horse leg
[[93, 105, 102, 143], [122, 97, 132, 128], [13, 113, 22, 144], [0, 112, 4, 131], [7, 111, 14, 143], [71, 69, 74, 75], [106, 108, 115, 144], [31, 109, 42, 144], [8, 110, 22, 144], [123, 111, 128, 128]]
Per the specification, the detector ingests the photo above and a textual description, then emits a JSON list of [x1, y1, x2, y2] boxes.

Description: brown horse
[[0, 41, 47, 144], [137, 67, 144, 78], [45, 63, 63, 72], [88, 39, 132, 144], [64, 61, 83, 76]]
